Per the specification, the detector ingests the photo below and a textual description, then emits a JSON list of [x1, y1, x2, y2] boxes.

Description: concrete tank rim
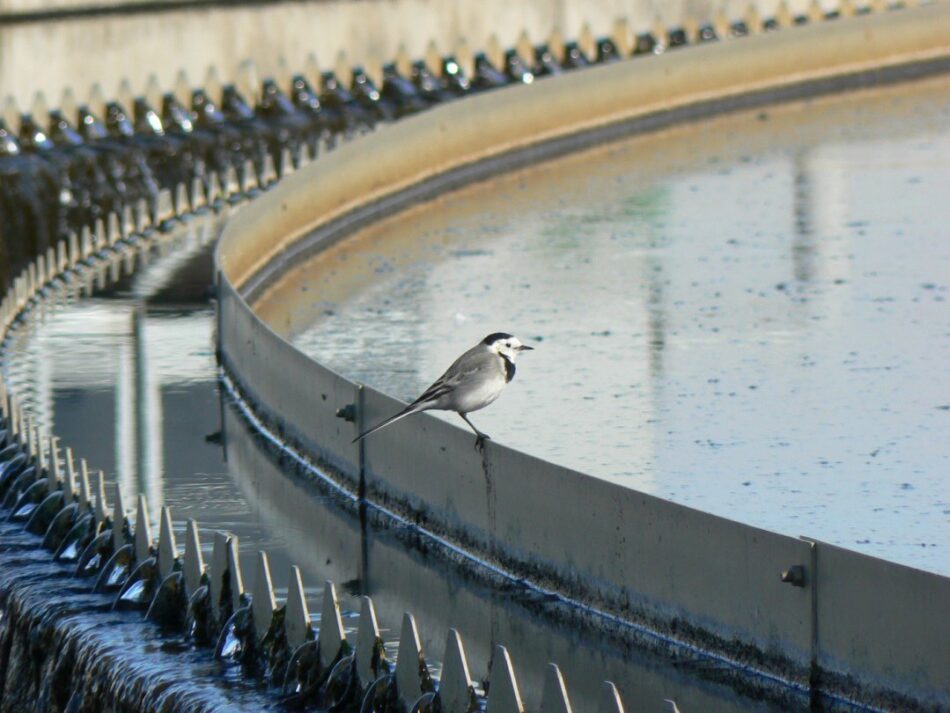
[[215, 4, 950, 534]]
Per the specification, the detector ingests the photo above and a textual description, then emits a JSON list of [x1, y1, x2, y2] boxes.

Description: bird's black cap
[[482, 332, 514, 345]]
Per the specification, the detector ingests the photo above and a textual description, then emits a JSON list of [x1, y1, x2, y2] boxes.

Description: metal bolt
[[335, 404, 357, 423], [781, 564, 806, 587]]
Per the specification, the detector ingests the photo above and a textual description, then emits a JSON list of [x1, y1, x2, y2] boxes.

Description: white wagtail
[[353, 332, 534, 449]]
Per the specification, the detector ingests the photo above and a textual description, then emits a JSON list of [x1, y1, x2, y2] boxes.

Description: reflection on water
[[0, 219, 335, 693], [2, 217, 331, 599], [268, 76, 950, 575]]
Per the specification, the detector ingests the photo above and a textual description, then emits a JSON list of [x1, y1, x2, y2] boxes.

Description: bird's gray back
[[449, 344, 495, 373], [420, 344, 506, 412]]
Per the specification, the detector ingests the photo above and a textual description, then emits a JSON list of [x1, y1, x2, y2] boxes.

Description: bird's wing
[[409, 348, 491, 408], [352, 347, 491, 443]]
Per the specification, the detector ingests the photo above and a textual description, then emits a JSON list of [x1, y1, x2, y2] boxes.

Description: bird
[[352, 332, 534, 449]]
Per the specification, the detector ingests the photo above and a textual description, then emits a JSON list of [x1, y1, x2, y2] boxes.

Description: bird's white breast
[[444, 358, 508, 414], [452, 375, 506, 413]]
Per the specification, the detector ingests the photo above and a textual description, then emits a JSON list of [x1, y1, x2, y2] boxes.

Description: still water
[[264, 76, 950, 575]]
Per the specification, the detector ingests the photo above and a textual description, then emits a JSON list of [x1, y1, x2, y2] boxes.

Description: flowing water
[[259, 75, 950, 576], [0, 522, 281, 711]]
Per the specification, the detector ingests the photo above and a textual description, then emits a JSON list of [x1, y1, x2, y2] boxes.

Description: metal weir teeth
[[0, 421, 614, 712]]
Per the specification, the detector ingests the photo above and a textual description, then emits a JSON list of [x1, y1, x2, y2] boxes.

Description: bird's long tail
[[351, 403, 425, 443]]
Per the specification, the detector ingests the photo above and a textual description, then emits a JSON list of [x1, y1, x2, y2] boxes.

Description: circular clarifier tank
[[254, 74, 950, 575]]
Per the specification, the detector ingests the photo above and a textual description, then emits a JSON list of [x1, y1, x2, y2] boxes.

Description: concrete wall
[[218, 276, 361, 482], [221, 399, 805, 709], [359, 384, 815, 664], [215, 4, 950, 707], [814, 540, 950, 706]]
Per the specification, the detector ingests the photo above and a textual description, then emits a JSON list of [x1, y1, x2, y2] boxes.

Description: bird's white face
[[488, 335, 533, 361]]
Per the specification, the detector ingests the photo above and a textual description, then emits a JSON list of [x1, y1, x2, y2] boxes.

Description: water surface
[[264, 76, 950, 575]]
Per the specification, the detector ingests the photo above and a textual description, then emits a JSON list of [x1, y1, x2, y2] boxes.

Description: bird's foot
[[474, 434, 491, 452]]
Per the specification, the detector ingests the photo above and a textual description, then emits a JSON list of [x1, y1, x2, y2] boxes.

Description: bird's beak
[[518, 345, 534, 351]]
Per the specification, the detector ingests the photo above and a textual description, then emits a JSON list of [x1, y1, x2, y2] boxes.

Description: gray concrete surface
[[360, 384, 815, 674], [814, 540, 950, 708], [218, 276, 361, 483]]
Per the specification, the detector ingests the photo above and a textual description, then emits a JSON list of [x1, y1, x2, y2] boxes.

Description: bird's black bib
[[501, 354, 516, 383]]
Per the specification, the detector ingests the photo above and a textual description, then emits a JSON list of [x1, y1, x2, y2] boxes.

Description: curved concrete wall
[[216, 5, 950, 708], [0, 153, 640, 713]]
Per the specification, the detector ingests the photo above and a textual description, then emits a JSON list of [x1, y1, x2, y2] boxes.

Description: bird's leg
[[459, 413, 490, 451]]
